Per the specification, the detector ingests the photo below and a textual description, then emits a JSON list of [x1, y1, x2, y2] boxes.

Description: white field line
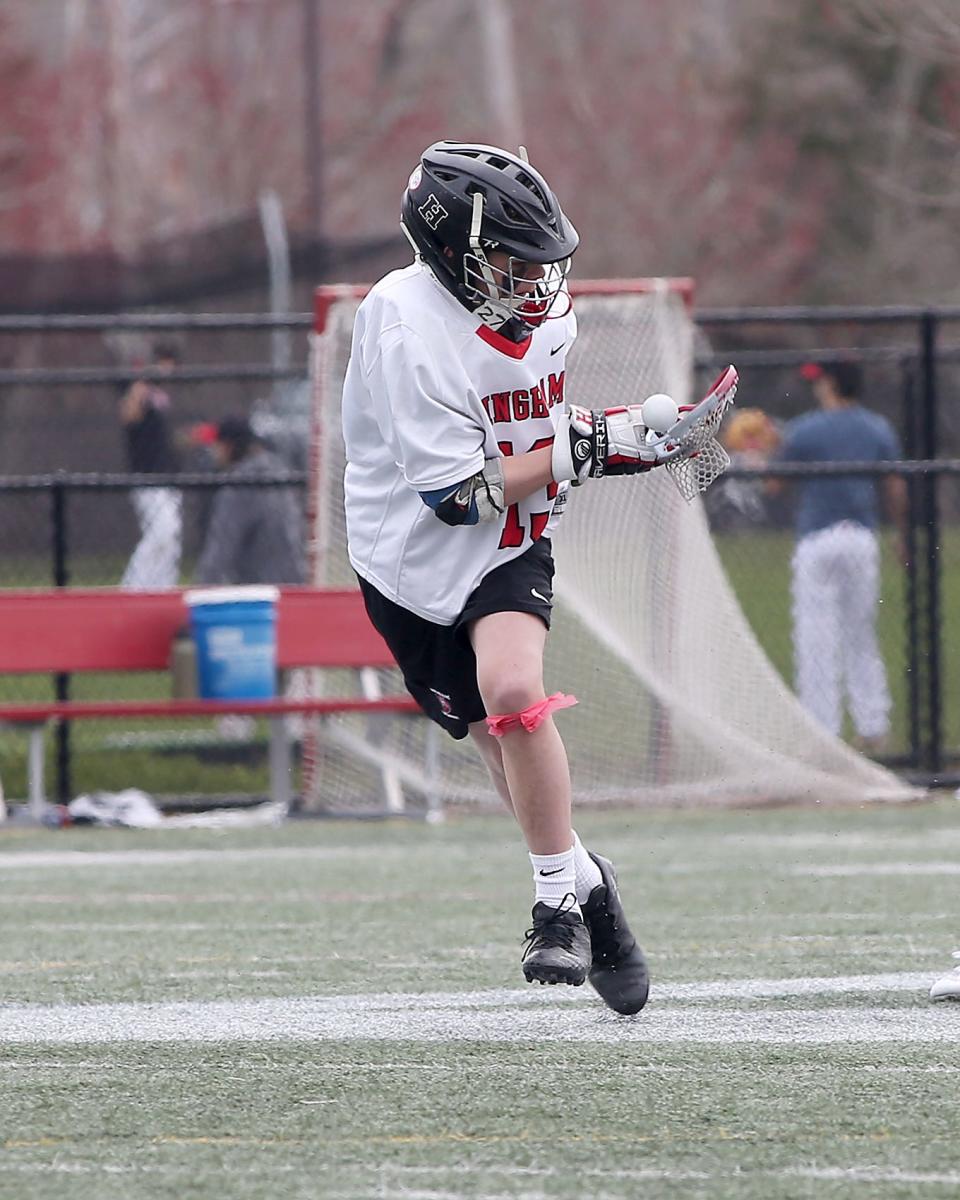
[[10, 1059, 960, 1078], [0, 846, 411, 871], [5, 1165, 960, 1197], [793, 1167, 960, 1185], [7, 922, 314, 932], [791, 862, 960, 876], [345, 1193, 527, 1200], [3, 830, 960, 873], [388, 1163, 960, 1188], [636, 971, 935, 1000], [720, 830, 960, 849], [6, 914, 948, 929], [0, 972, 952, 1046]]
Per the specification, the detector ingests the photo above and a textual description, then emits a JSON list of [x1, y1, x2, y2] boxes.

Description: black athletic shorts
[[357, 537, 555, 740]]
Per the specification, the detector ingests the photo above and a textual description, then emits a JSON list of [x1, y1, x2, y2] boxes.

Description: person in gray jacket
[[194, 416, 305, 586]]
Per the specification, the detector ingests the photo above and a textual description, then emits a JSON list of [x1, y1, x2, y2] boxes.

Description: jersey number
[[497, 437, 558, 550]]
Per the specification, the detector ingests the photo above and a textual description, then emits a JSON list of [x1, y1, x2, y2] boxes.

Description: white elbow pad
[[437, 459, 505, 526]]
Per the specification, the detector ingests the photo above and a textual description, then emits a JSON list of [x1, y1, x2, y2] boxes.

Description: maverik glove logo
[[418, 193, 448, 230], [593, 417, 607, 477], [574, 438, 591, 462]]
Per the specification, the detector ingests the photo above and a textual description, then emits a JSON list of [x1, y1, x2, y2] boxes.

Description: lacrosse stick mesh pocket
[[665, 439, 731, 500], [664, 393, 733, 500]]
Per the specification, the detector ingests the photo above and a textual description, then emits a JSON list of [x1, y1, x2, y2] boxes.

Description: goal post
[[304, 278, 913, 814]]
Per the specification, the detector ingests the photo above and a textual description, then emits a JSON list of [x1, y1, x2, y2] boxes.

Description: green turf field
[[3, 799, 960, 1199]]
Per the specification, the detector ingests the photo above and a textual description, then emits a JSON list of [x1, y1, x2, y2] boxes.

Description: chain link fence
[[0, 474, 307, 806], [2, 461, 956, 804], [709, 460, 960, 778], [1, 306, 959, 804]]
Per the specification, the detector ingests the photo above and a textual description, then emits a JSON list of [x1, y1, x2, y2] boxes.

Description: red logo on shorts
[[429, 688, 458, 720]]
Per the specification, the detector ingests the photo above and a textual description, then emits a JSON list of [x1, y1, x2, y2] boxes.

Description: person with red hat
[[769, 359, 906, 751], [194, 416, 305, 586]]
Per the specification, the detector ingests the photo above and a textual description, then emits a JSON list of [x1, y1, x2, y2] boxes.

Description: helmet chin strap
[[399, 218, 420, 258], [468, 191, 502, 304], [466, 190, 515, 331]]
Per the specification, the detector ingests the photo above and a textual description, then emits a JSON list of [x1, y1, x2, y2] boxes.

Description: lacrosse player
[[341, 141, 663, 1013]]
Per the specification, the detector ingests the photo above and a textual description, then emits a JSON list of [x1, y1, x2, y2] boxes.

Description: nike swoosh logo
[[530, 587, 550, 604], [539, 867, 564, 876], [549, 343, 564, 356]]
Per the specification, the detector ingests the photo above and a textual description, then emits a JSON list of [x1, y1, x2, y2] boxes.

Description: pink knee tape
[[485, 692, 578, 738]]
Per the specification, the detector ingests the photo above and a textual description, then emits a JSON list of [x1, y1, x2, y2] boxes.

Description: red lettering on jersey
[[497, 435, 558, 550], [530, 511, 550, 542], [497, 440, 524, 549], [487, 392, 511, 424], [482, 377, 562, 424]]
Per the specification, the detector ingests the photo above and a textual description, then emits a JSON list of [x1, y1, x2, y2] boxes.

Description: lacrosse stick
[[645, 365, 739, 501]]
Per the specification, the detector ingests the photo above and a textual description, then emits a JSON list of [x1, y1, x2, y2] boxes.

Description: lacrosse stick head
[[647, 365, 739, 501]]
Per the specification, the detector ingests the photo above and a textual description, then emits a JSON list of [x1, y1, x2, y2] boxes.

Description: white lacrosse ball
[[641, 392, 679, 434]]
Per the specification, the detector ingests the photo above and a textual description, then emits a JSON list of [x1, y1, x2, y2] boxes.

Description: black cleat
[[581, 852, 650, 1015], [521, 894, 592, 987]]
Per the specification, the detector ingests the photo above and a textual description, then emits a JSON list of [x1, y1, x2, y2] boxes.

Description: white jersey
[[342, 262, 577, 624]]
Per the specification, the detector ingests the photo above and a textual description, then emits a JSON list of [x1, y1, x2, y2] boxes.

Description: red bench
[[0, 587, 429, 818]]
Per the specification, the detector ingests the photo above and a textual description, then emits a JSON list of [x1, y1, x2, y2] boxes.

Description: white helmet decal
[[417, 193, 448, 230]]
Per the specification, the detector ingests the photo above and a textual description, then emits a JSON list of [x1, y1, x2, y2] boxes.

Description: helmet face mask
[[461, 195, 572, 329], [401, 141, 578, 334]]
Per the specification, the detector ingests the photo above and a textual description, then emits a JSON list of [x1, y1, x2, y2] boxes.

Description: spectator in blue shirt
[[769, 361, 906, 751]]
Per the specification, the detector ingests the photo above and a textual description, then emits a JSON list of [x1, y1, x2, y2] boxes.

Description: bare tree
[[734, 0, 960, 302]]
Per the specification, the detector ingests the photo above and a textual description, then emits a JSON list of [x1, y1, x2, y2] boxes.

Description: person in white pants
[[120, 486, 182, 589], [774, 363, 959, 1008], [791, 520, 891, 740], [118, 343, 182, 590], [770, 360, 906, 749]]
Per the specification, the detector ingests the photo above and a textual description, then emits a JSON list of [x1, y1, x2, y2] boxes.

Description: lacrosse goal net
[[303, 278, 910, 814]]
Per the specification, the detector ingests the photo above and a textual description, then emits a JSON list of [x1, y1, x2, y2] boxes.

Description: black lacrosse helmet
[[401, 141, 579, 331]]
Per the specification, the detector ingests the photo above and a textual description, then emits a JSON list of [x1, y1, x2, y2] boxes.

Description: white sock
[[529, 845, 580, 912], [572, 831, 603, 904]]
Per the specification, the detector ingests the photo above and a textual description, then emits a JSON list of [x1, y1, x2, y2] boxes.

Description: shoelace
[[522, 893, 580, 955]]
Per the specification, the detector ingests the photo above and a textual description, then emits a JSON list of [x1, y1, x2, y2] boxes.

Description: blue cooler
[[185, 586, 279, 700]]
